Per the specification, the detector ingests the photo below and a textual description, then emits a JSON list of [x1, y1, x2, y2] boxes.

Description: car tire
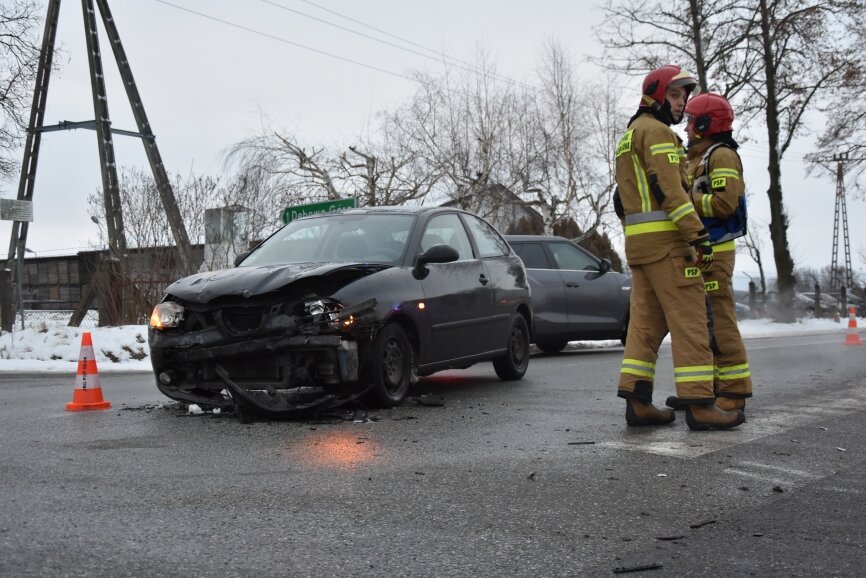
[[537, 340, 567, 354], [363, 323, 414, 407], [493, 314, 530, 381]]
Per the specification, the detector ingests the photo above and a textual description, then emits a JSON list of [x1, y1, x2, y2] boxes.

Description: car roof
[[323, 205, 467, 215], [293, 205, 476, 221], [503, 235, 569, 242]]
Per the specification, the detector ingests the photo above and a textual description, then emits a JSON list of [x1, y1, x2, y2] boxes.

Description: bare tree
[[729, 0, 863, 306], [742, 217, 768, 296], [595, 0, 757, 97], [517, 41, 624, 236], [809, 25, 866, 193], [338, 144, 433, 207], [390, 53, 524, 216], [0, 0, 44, 182], [227, 132, 341, 203], [227, 124, 440, 211]]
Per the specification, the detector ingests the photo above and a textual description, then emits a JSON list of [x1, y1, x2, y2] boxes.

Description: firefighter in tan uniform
[[666, 93, 752, 412], [614, 65, 745, 430]]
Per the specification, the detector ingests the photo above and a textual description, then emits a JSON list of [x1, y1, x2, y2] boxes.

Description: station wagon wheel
[[537, 340, 567, 355], [493, 314, 530, 381], [363, 323, 414, 407], [620, 312, 629, 346]]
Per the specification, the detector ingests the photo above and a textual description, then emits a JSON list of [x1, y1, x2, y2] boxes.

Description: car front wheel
[[493, 314, 530, 381], [363, 323, 414, 407]]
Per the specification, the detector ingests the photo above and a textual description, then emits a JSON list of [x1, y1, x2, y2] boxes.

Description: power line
[[152, 0, 416, 82], [285, 0, 535, 92], [259, 0, 532, 90], [153, 0, 535, 94]]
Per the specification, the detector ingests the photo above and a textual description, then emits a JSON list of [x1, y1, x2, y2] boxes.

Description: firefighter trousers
[[702, 247, 752, 399], [618, 249, 716, 404]]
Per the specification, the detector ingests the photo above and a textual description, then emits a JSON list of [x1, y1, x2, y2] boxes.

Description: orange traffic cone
[[844, 307, 863, 346], [66, 332, 111, 411]]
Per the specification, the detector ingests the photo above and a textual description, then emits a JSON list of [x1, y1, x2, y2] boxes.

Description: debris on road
[[413, 395, 445, 407], [613, 563, 662, 573], [689, 520, 717, 529]]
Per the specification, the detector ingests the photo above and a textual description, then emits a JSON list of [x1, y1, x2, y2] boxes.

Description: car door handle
[[479, 275, 489, 286], [566, 282, 580, 288]]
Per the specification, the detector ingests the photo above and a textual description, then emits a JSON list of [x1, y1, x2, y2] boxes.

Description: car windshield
[[240, 212, 416, 266]]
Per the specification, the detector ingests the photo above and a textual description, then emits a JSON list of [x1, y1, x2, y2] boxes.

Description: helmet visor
[[669, 77, 701, 96]]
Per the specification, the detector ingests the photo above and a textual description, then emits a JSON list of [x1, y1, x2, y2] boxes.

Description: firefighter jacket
[[615, 112, 709, 265], [687, 139, 745, 250]]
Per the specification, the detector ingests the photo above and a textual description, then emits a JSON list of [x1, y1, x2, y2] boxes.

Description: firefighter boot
[[626, 399, 676, 427], [715, 397, 746, 412], [668, 396, 745, 411], [686, 404, 746, 431], [665, 396, 689, 411]]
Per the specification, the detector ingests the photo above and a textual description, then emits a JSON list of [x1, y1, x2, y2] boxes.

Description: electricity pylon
[[5, 0, 193, 328], [830, 153, 853, 291]]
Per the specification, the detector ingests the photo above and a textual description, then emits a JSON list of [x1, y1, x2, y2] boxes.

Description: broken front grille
[[221, 306, 269, 332]]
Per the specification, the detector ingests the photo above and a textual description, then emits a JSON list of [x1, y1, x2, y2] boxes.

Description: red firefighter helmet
[[684, 92, 734, 137], [639, 65, 700, 108]]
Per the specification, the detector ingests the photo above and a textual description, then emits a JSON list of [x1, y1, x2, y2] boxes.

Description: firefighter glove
[[694, 240, 714, 269]]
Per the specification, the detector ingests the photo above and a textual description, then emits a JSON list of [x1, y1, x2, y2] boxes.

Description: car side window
[[511, 243, 551, 269], [463, 214, 510, 258], [421, 213, 473, 260], [548, 242, 599, 271]]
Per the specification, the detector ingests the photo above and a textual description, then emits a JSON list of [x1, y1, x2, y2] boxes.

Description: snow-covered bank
[[0, 316, 859, 373]]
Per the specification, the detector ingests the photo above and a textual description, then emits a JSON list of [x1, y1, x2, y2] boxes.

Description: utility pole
[[3, 0, 194, 329], [1, 0, 60, 332], [829, 153, 853, 291]]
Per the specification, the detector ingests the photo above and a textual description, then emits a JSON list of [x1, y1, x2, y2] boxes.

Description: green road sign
[[281, 198, 356, 224]]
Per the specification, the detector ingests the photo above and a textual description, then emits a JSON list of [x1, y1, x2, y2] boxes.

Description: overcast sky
[[0, 0, 861, 284]]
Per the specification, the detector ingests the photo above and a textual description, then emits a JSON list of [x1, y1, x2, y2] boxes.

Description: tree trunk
[[688, 0, 709, 90], [759, 0, 796, 320]]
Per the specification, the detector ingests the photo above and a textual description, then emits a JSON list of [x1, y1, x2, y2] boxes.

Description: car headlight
[[304, 298, 355, 330], [149, 302, 185, 330]]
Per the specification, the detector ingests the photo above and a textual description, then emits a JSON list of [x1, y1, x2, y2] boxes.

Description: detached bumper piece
[[215, 364, 369, 419]]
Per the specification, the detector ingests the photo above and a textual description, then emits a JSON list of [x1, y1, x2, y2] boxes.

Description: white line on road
[[600, 384, 866, 459]]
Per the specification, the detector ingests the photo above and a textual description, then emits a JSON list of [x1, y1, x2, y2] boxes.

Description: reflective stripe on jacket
[[614, 113, 708, 265]]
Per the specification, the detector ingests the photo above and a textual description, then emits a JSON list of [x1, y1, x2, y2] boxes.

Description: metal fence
[[13, 310, 100, 331]]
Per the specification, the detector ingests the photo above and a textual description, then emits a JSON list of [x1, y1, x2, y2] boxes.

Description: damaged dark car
[[148, 206, 532, 420]]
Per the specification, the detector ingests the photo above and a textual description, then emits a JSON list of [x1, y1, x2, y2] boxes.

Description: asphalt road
[[1, 332, 864, 577]]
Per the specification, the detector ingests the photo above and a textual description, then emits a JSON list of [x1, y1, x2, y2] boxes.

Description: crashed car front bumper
[[150, 331, 367, 416]]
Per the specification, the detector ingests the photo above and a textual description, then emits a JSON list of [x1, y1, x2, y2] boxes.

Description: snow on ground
[[0, 315, 860, 374]]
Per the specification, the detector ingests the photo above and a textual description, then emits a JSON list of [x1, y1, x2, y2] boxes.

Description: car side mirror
[[599, 258, 611, 274], [234, 250, 251, 267], [587, 257, 611, 280], [413, 244, 459, 279]]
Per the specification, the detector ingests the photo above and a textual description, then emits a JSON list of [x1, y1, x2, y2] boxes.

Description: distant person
[[613, 65, 745, 430], [666, 93, 752, 413]]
